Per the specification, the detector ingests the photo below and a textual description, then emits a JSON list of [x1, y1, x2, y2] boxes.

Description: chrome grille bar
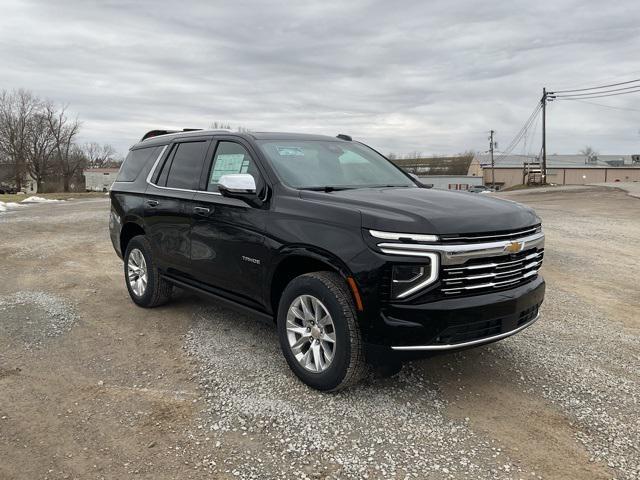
[[376, 231, 544, 266], [441, 269, 539, 293], [444, 251, 542, 272], [444, 260, 542, 283]]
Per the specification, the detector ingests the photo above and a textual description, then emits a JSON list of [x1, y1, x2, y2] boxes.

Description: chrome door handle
[[146, 200, 159, 207], [193, 206, 210, 215]]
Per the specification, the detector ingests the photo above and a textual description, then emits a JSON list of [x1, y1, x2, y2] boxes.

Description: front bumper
[[376, 276, 545, 350]]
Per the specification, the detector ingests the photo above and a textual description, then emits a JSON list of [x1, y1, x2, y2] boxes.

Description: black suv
[[109, 129, 545, 391]]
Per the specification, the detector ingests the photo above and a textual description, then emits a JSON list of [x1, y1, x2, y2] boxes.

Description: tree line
[[0, 89, 120, 192]]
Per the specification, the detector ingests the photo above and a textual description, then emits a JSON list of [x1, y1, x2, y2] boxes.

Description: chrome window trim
[[391, 313, 540, 351], [370, 230, 438, 242], [393, 253, 439, 299], [145, 144, 222, 196]]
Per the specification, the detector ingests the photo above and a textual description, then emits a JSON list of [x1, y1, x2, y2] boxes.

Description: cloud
[[1, 0, 639, 156]]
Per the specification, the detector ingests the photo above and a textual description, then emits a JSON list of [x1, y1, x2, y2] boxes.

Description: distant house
[[83, 168, 120, 192], [475, 154, 640, 190], [0, 163, 38, 193], [390, 155, 483, 190]]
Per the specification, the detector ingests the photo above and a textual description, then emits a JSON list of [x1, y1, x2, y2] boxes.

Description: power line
[[553, 87, 640, 100], [523, 108, 540, 155], [552, 77, 640, 94], [498, 107, 541, 160], [557, 98, 640, 113], [551, 84, 640, 98], [495, 102, 542, 161], [499, 103, 541, 154]]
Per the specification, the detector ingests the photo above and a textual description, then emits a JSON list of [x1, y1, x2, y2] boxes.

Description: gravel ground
[[0, 187, 638, 479], [490, 288, 640, 479], [0, 291, 78, 349], [186, 304, 514, 479]]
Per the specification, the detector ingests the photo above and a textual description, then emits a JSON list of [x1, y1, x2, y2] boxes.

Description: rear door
[[144, 137, 210, 278], [189, 138, 270, 307]]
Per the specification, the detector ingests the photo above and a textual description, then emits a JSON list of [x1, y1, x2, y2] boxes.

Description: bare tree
[[82, 142, 118, 168], [403, 151, 423, 159], [0, 89, 40, 190], [210, 121, 232, 129], [579, 146, 599, 164], [44, 102, 82, 191], [25, 111, 56, 192]]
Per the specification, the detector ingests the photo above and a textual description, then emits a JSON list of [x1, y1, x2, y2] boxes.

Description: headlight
[[391, 254, 439, 299]]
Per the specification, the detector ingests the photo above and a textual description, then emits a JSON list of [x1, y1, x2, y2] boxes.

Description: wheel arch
[[120, 221, 145, 256], [269, 247, 356, 320]]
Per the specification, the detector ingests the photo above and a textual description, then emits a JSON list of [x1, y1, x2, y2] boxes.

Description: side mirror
[[218, 174, 262, 206]]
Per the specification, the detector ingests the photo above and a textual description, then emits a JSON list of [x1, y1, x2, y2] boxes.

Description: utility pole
[[489, 130, 495, 188], [541, 87, 547, 185]]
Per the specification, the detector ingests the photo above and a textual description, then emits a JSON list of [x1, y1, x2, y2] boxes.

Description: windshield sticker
[[276, 146, 305, 156]]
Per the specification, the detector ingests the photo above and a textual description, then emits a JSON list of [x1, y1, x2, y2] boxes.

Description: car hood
[[299, 187, 539, 234]]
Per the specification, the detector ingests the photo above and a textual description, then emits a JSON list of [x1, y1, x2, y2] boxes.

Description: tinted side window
[[208, 141, 260, 191], [165, 141, 208, 190], [117, 146, 161, 182], [154, 145, 176, 187]]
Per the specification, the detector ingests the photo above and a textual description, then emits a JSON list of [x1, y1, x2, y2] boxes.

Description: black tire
[[124, 235, 173, 308], [277, 271, 367, 391]]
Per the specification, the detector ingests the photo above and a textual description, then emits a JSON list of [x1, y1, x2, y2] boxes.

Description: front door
[[189, 139, 270, 309], [144, 138, 210, 278]]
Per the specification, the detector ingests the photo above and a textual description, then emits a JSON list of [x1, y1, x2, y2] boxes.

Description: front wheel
[[277, 272, 367, 391]]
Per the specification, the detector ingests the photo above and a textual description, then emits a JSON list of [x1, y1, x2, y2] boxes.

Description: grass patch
[[0, 192, 107, 203]]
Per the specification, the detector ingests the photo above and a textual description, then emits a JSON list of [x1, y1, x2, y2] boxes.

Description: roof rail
[[140, 128, 203, 141], [336, 134, 352, 141]]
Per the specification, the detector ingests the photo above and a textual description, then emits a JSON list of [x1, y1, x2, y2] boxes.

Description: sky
[[1, 0, 639, 158]]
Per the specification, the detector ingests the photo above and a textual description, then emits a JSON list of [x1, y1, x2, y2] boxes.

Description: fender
[[270, 244, 354, 281], [265, 244, 360, 316]]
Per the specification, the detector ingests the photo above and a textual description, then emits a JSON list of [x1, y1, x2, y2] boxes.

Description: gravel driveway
[[0, 187, 638, 479]]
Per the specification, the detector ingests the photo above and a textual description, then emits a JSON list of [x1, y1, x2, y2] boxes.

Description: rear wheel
[[277, 272, 367, 391], [124, 235, 173, 307]]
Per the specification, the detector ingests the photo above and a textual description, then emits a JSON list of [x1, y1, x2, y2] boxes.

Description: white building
[[83, 168, 120, 191]]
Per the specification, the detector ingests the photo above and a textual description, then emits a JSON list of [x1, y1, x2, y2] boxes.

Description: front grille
[[434, 303, 540, 345], [440, 249, 544, 297], [439, 225, 541, 244]]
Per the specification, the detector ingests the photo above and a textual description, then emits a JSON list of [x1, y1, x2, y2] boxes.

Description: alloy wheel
[[127, 248, 148, 297], [286, 295, 336, 373]]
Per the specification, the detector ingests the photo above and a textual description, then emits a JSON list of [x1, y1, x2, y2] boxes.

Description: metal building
[[83, 168, 120, 192]]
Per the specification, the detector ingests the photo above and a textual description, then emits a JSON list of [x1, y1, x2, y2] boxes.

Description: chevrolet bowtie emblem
[[504, 241, 525, 253]]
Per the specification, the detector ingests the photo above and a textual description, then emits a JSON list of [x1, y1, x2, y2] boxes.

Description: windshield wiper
[[299, 186, 355, 192]]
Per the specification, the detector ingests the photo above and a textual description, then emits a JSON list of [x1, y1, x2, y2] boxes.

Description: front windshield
[[257, 140, 416, 189]]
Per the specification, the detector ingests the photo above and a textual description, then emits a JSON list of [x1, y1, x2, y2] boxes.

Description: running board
[[162, 274, 274, 324]]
